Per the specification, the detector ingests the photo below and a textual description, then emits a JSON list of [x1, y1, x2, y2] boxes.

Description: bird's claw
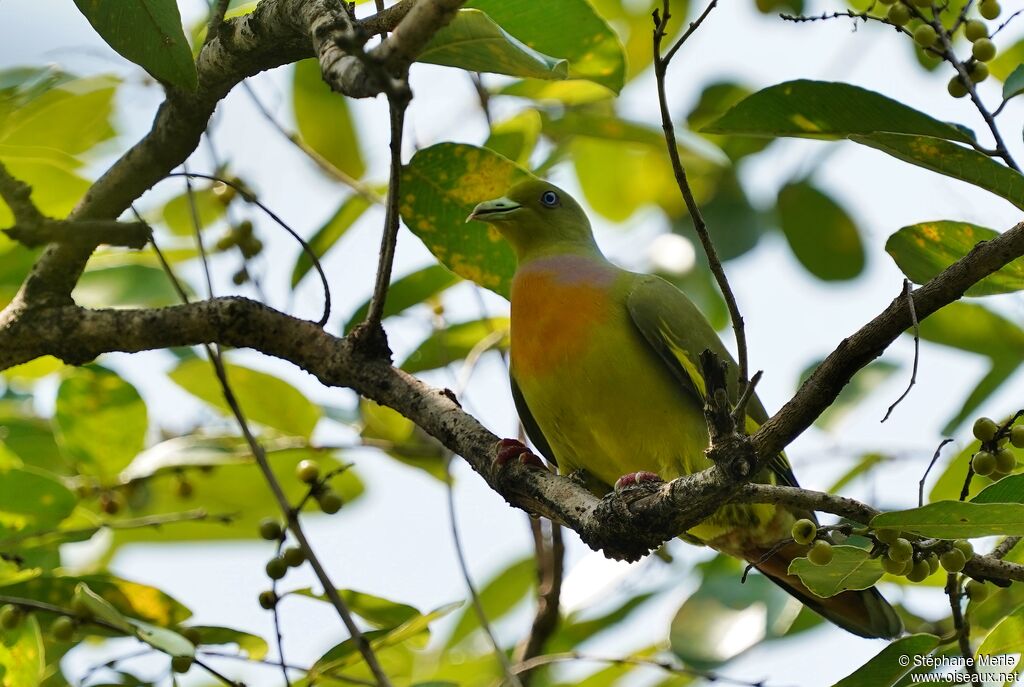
[[614, 471, 663, 491], [495, 438, 545, 469]]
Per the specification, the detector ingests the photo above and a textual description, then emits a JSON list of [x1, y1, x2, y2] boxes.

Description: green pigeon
[[468, 178, 902, 639]]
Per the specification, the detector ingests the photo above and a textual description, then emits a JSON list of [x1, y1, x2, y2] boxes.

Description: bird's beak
[[466, 197, 521, 223]]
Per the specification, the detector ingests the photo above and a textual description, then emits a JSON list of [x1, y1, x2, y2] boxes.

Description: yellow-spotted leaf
[[886, 221, 1024, 295], [788, 546, 883, 598], [0, 466, 76, 533], [0, 615, 44, 687], [420, 10, 568, 80], [871, 501, 1024, 538], [400, 143, 531, 298]]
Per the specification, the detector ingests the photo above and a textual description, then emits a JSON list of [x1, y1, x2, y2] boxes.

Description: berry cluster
[[970, 416, 1023, 477]]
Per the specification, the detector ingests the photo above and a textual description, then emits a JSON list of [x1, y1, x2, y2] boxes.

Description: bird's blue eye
[[540, 191, 559, 207]]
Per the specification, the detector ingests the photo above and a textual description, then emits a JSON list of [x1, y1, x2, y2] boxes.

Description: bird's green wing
[[510, 371, 558, 467], [626, 274, 798, 488]]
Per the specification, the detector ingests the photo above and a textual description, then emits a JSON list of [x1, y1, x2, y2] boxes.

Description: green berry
[[317, 490, 343, 515], [914, 24, 938, 47], [973, 38, 997, 62], [940, 548, 967, 573], [232, 269, 248, 286], [948, 76, 969, 98], [214, 233, 236, 252], [995, 447, 1016, 473], [888, 3, 912, 25], [171, 655, 194, 674], [911, 0, 931, 6], [969, 61, 990, 83], [907, 558, 931, 582], [265, 557, 287, 580], [882, 555, 909, 575], [974, 417, 999, 442], [0, 605, 23, 630], [791, 518, 817, 545], [283, 546, 305, 568], [50, 616, 74, 642], [258, 518, 282, 541], [808, 540, 834, 566], [258, 590, 277, 610], [182, 627, 202, 645], [966, 579, 990, 602], [973, 450, 996, 476], [979, 0, 1001, 20], [926, 553, 940, 574], [1011, 425, 1024, 449], [296, 459, 320, 484], [875, 527, 901, 545], [953, 539, 975, 560], [878, 0, 897, 4], [964, 19, 988, 41], [888, 538, 914, 563]]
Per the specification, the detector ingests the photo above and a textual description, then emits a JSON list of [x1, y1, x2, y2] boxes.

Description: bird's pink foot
[[614, 471, 663, 491], [495, 439, 545, 469]]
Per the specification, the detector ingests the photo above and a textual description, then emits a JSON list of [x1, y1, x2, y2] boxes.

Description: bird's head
[[467, 179, 597, 260]]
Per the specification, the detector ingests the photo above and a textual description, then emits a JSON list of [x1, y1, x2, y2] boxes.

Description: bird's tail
[[744, 542, 903, 639]]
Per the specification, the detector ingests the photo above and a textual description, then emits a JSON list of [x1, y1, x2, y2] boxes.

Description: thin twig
[[513, 517, 564, 683], [993, 536, 1021, 560], [167, 171, 332, 327], [919, 438, 953, 507], [198, 650, 377, 686], [445, 456, 523, 687], [362, 91, 410, 336], [192, 657, 244, 687], [271, 540, 292, 687], [652, 1, 747, 411], [183, 166, 216, 300], [944, 574, 978, 678], [882, 279, 919, 422], [990, 8, 1024, 38], [204, 0, 231, 47]]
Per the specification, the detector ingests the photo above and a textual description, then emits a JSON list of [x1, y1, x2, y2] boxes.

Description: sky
[[3, 1, 1024, 685]]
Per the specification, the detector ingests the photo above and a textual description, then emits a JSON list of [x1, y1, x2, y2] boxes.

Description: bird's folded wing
[[626, 274, 799, 488], [510, 372, 558, 468]]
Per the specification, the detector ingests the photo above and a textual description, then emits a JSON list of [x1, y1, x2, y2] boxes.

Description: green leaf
[[169, 359, 321, 439], [990, 42, 1024, 82], [687, 80, 770, 162], [72, 0, 197, 90], [73, 582, 134, 634], [971, 474, 1024, 504], [670, 555, 799, 668], [788, 546, 883, 598], [185, 626, 268, 660], [977, 604, 1024, 658], [851, 133, 1024, 211], [829, 452, 888, 493], [420, 9, 569, 80], [800, 361, 899, 431], [886, 221, 1024, 296], [294, 589, 420, 629], [445, 556, 534, 649], [929, 439, 988, 503], [401, 318, 509, 374], [291, 195, 372, 287], [674, 171, 764, 261], [293, 59, 364, 179], [871, 501, 1024, 538], [496, 79, 614, 105], [73, 264, 190, 308], [484, 109, 542, 166], [160, 186, 227, 236], [401, 143, 531, 298], [1002, 64, 1024, 102], [344, 264, 460, 335], [132, 620, 194, 657], [0, 615, 44, 687], [548, 593, 659, 653], [777, 181, 865, 281], [704, 80, 971, 143], [54, 366, 147, 476], [463, 0, 625, 93], [832, 634, 940, 687], [0, 466, 76, 533], [359, 400, 447, 481]]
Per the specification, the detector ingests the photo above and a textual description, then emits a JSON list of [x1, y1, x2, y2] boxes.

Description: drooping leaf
[[401, 317, 509, 374], [463, 0, 625, 93], [344, 264, 460, 335], [777, 181, 865, 281], [291, 194, 372, 287], [170, 359, 321, 439], [184, 626, 268, 660], [73, 582, 134, 634], [295, 589, 420, 629], [484, 109, 542, 166], [72, 0, 197, 90], [132, 620, 194, 657], [73, 264, 191, 308], [420, 10, 569, 80], [871, 501, 1024, 538], [1002, 64, 1024, 102], [788, 546, 883, 598], [401, 143, 531, 298], [445, 556, 534, 649], [0, 466, 76, 533], [832, 634, 940, 687], [704, 80, 971, 143], [851, 133, 1024, 211], [886, 221, 1024, 296], [53, 366, 147, 477], [293, 59, 364, 179]]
